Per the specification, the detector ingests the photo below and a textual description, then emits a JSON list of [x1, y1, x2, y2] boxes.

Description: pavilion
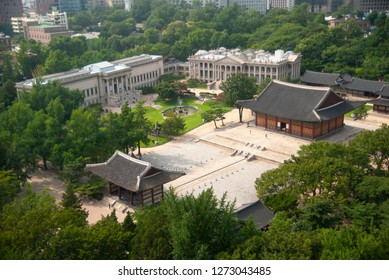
[[237, 80, 365, 139], [86, 151, 185, 206]]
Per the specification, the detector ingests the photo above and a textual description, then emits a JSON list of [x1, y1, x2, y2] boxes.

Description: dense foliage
[[0, 1, 388, 260], [254, 131, 389, 260], [1, 2, 388, 83]]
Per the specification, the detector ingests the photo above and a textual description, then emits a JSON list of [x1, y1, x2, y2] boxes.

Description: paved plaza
[[29, 98, 389, 223], [140, 107, 389, 210]]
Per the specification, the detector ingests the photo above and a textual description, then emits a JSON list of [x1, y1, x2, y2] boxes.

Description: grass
[[345, 105, 373, 118], [142, 96, 231, 147]]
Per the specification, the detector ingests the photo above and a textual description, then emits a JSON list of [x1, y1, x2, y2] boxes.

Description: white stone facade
[[187, 48, 301, 87], [16, 54, 164, 107]]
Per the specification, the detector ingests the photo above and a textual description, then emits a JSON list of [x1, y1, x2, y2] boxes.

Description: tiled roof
[[236, 200, 274, 229], [369, 98, 389, 106], [300, 70, 340, 86], [237, 80, 365, 122], [343, 78, 389, 92], [376, 85, 389, 97], [86, 151, 185, 192]]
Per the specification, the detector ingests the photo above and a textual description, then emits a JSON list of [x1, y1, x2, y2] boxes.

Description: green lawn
[[142, 96, 231, 147], [345, 105, 373, 118]]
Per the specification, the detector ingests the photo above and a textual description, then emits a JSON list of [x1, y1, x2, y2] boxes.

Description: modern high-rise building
[[124, 0, 134, 11], [90, 0, 105, 9], [267, 0, 295, 11], [184, 0, 228, 9], [0, 0, 24, 25], [34, 0, 56, 15], [106, 0, 125, 7], [230, 0, 268, 13], [12, 9, 69, 33], [58, 0, 82, 15], [352, 0, 389, 12]]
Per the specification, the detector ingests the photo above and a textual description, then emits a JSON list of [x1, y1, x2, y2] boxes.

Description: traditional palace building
[[16, 54, 164, 107], [188, 48, 301, 88], [237, 80, 365, 139], [86, 151, 184, 206], [301, 70, 389, 115]]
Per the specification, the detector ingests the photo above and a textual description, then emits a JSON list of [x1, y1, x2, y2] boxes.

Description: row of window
[[84, 87, 98, 98], [131, 70, 161, 85], [196, 64, 280, 73]]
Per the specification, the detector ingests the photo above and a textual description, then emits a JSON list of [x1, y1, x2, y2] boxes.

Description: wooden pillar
[[300, 121, 304, 137], [109, 182, 112, 194], [140, 191, 144, 207], [238, 106, 243, 123], [130, 191, 134, 205], [151, 188, 154, 205], [161, 185, 164, 201], [265, 114, 268, 128], [118, 187, 122, 200], [289, 119, 292, 134]]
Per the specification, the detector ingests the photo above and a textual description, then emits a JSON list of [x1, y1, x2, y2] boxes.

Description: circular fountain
[[162, 106, 199, 117], [162, 97, 199, 117]]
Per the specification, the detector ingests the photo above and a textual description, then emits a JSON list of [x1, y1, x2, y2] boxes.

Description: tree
[[256, 142, 367, 214], [349, 125, 389, 174], [101, 102, 136, 154], [155, 81, 177, 100], [162, 20, 189, 45], [0, 101, 37, 180], [20, 80, 84, 120], [61, 184, 83, 210], [161, 115, 186, 138], [260, 212, 318, 260], [132, 100, 152, 156], [46, 36, 88, 58], [170, 38, 193, 61], [200, 101, 228, 128], [0, 80, 17, 110], [82, 211, 130, 259], [15, 40, 45, 79], [144, 27, 160, 44], [220, 73, 257, 107], [164, 188, 239, 259], [25, 110, 51, 170], [43, 50, 72, 75], [0, 189, 60, 259], [319, 226, 382, 259], [0, 170, 21, 211], [131, 0, 153, 22], [130, 205, 172, 260]]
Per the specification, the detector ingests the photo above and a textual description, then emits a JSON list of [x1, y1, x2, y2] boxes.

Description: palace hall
[[237, 80, 365, 139]]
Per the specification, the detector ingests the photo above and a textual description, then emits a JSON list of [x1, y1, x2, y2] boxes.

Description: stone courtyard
[[29, 100, 388, 224]]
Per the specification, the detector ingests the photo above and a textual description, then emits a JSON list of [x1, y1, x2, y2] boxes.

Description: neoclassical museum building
[[188, 48, 301, 87], [237, 80, 365, 139]]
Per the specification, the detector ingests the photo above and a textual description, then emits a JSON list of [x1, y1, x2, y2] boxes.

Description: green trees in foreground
[[253, 127, 389, 260], [1, 152, 388, 261]]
